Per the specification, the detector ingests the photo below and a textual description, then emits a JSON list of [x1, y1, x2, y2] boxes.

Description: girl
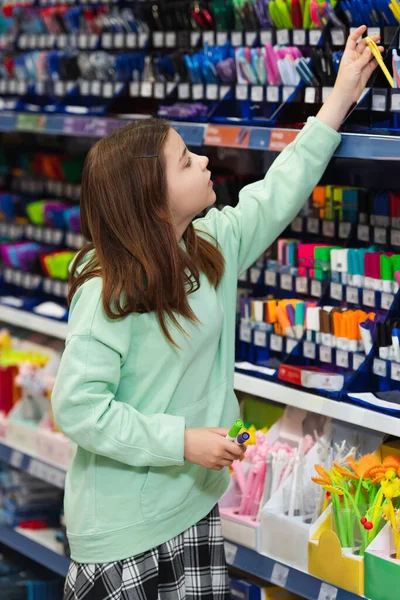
[[53, 26, 381, 600]]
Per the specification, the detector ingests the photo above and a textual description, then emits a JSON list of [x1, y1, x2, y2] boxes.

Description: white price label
[[265, 270, 277, 287], [309, 30, 321, 45], [281, 274, 293, 291], [282, 86, 295, 102], [271, 563, 290, 588], [293, 29, 306, 45], [216, 32, 228, 45], [55, 81, 65, 96], [260, 30, 273, 44], [190, 31, 202, 47], [166, 82, 177, 95], [267, 86, 280, 103], [231, 31, 243, 46], [330, 282, 343, 301], [346, 286, 359, 304], [336, 350, 349, 368], [126, 33, 137, 48], [331, 28, 345, 46], [102, 32, 112, 48], [303, 341, 316, 359], [291, 216, 303, 232], [165, 32, 176, 48], [368, 27, 381, 37], [192, 84, 204, 100], [311, 279, 322, 297], [178, 83, 190, 99], [339, 221, 351, 239], [320, 345, 332, 363], [80, 80, 90, 96], [382, 293, 394, 310], [295, 277, 308, 294], [91, 80, 101, 96], [322, 87, 333, 102], [304, 87, 316, 104], [140, 82, 152, 97], [373, 358, 387, 377], [224, 541, 237, 566], [357, 224, 370, 241], [363, 289, 376, 307], [153, 31, 164, 47], [239, 324, 252, 343], [307, 217, 319, 234], [372, 93, 387, 111], [391, 362, 400, 382], [138, 33, 149, 48], [391, 229, 400, 246], [392, 217, 400, 229], [245, 31, 257, 46], [276, 29, 289, 45], [353, 354, 365, 371], [254, 330, 267, 347], [236, 85, 248, 100], [79, 33, 88, 48], [10, 450, 23, 468], [322, 220, 335, 237], [203, 31, 215, 45], [391, 92, 400, 112], [250, 267, 261, 284], [318, 582, 338, 600], [374, 227, 387, 244], [89, 34, 98, 49], [206, 84, 218, 101], [219, 85, 231, 100], [114, 33, 124, 48], [58, 34, 67, 48], [286, 338, 298, 353], [103, 82, 113, 98], [270, 334, 283, 352], [251, 86, 263, 102], [154, 83, 165, 99]]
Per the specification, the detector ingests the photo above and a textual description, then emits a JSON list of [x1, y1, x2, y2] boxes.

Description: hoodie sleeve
[[195, 117, 341, 275], [51, 278, 185, 468]]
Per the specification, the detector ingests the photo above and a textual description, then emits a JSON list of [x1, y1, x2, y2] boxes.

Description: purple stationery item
[[216, 58, 236, 83]]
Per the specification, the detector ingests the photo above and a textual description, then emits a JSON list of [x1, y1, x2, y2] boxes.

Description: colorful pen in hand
[[226, 419, 244, 441], [236, 432, 250, 445]]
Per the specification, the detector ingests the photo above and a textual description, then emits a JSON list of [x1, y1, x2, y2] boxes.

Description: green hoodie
[[51, 117, 340, 563]]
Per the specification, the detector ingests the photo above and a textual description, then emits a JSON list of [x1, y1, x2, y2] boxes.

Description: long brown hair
[[69, 119, 225, 345]]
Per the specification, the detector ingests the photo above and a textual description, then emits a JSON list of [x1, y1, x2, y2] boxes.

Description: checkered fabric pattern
[[63, 505, 230, 600]]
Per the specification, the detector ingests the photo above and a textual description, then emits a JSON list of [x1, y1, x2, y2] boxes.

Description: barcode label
[[270, 563, 289, 587], [303, 341, 316, 359]]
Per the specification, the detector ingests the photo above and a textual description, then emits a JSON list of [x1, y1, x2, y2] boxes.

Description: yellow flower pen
[[364, 36, 394, 88]]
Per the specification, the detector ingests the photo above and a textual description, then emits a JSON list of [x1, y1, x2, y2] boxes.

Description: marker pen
[[294, 302, 305, 339], [236, 432, 250, 445], [226, 419, 244, 441]]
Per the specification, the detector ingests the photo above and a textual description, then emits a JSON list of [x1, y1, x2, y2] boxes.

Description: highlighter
[[294, 302, 305, 339], [226, 419, 244, 441]]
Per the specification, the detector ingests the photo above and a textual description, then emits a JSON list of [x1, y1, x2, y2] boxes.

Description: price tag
[[236, 85, 248, 100], [190, 31, 202, 47], [281, 274, 293, 291], [224, 541, 237, 566], [346, 286, 359, 304], [293, 29, 306, 45], [374, 227, 387, 244], [166, 82, 177, 95], [114, 32, 125, 48], [282, 86, 295, 102], [331, 28, 345, 46], [286, 338, 298, 353], [254, 330, 267, 347], [130, 82, 139, 97], [391, 362, 400, 382], [373, 358, 387, 377], [320, 346, 332, 363], [251, 86, 263, 102], [391, 229, 400, 246], [89, 34, 98, 49], [165, 31, 176, 48], [231, 31, 243, 46], [17, 81, 27, 95], [126, 33, 137, 48], [353, 354, 365, 371], [102, 32, 112, 49], [154, 82, 165, 99], [336, 350, 349, 368], [153, 31, 164, 48], [140, 81, 153, 98], [55, 81, 65, 96], [276, 29, 289, 45], [307, 217, 319, 234], [19, 35, 28, 49], [363, 288, 376, 307], [391, 92, 400, 112], [304, 87, 316, 104], [322, 87, 333, 102], [311, 279, 322, 297], [322, 220, 335, 237], [339, 221, 351, 239], [382, 292, 394, 310], [216, 32, 228, 45], [291, 216, 303, 232], [357, 224, 370, 242], [13, 270, 22, 285], [206, 84, 218, 101], [245, 31, 257, 46], [240, 323, 252, 343], [295, 277, 308, 294], [372, 92, 387, 111], [103, 82, 113, 98], [270, 334, 283, 352], [192, 84, 204, 100], [265, 270, 277, 287], [203, 31, 215, 45], [138, 33, 149, 48], [309, 30, 321, 45], [80, 80, 90, 96], [392, 217, 400, 229], [91, 80, 101, 96], [267, 86, 279, 103], [368, 27, 381, 38], [330, 282, 343, 301], [53, 280, 63, 297], [37, 82, 46, 96], [250, 267, 261, 284], [10, 450, 24, 468], [270, 563, 290, 588], [318, 582, 338, 600], [178, 83, 190, 100], [303, 341, 316, 359], [79, 33, 88, 48], [260, 30, 273, 45]]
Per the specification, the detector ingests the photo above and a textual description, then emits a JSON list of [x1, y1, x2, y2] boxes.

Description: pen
[[226, 419, 244, 441]]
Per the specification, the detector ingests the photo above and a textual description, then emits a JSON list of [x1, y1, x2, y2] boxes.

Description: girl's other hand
[[184, 427, 246, 470]]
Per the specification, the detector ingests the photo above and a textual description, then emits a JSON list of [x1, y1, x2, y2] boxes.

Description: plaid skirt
[[63, 505, 229, 600]]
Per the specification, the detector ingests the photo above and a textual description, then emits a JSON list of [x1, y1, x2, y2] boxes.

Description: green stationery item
[[390, 255, 400, 280], [314, 246, 341, 281], [381, 254, 393, 281], [26, 200, 46, 226]]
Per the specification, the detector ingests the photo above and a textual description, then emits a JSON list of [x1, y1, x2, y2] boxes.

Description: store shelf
[[225, 541, 361, 600], [0, 439, 66, 489], [0, 526, 69, 577], [1, 112, 400, 159], [0, 305, 68, 339], [233, 372, 400, 436]]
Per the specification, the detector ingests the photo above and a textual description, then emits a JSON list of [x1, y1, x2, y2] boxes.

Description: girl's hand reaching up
[[317, 25, 384, 131]]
